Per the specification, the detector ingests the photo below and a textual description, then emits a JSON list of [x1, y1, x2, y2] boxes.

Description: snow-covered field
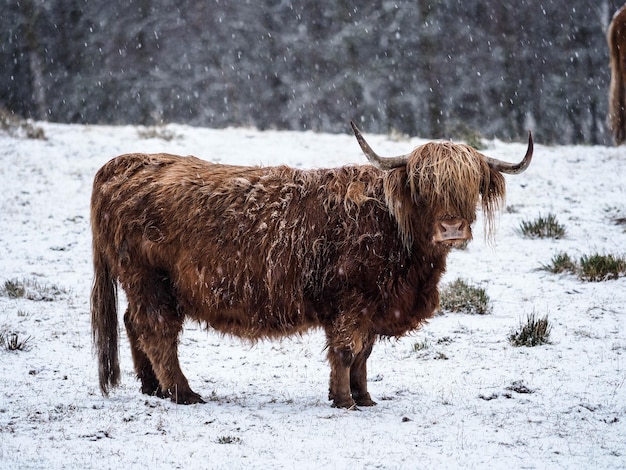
[[1, 122, 625, 469]]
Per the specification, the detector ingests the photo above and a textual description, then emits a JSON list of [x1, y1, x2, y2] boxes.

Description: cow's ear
[[483, 165, 505, 198], [480, 165, 506, 239]]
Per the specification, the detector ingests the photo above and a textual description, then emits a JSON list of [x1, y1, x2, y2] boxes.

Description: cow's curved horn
[[350, 121, 410, 170], [485, 131, 533, 175]]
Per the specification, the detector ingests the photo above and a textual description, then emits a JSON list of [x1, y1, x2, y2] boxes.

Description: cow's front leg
[[350, 335, 377, 407], [325, 312, 369, 409], [327, 346, 356, 409]]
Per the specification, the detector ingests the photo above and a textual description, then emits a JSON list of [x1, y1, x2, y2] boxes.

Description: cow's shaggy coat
[[91, 129, 528, 407]]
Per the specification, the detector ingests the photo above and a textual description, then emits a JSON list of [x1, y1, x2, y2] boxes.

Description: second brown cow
[[91, 122, 533, 408], [609, 5, 626, 145]]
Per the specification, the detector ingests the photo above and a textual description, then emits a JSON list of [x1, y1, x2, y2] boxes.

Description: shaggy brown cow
[[608, 4, 626, 145], [91, 122, 533, 408]]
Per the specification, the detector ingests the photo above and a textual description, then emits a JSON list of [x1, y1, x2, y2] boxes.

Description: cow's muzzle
[[432, 218, 472, 246]]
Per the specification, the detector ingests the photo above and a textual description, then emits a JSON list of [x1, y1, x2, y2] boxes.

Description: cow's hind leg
[[124, 272, 204, 404], [350, 335, 377, 407], [136, 315, 204, 404], [124, 307, 165, 398]]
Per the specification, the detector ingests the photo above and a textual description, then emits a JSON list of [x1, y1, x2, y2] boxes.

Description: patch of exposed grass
[[509, 313, 552, 347], [388, 128, 409, 142], [3, 279, 26, 298], [604, 206, 626, 227], [541, 252, 577, 274], [541, 252, 626, 282], [0, 107, 45, 139], [0, 330, 32, 352], [439, 278, 491, 315], [506, 380, 535, 394], [216, 435, 241, 444], [411, 338, 449, 360], [449, 122, 486, 150], [519, 213, 566, 239], [578, 254, 626, 282], [1, 278, 68, 301], [137, 125, 179, 141], [412, 339, 430, 352]]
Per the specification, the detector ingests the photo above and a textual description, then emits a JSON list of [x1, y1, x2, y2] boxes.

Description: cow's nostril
[[441, 220, 463, 232]]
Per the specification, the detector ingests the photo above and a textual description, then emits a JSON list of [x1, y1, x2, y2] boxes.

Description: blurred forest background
[[1, 0, 624, 145]]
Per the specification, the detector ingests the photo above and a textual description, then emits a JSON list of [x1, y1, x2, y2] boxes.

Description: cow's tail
[[90, 232, 120, 396]]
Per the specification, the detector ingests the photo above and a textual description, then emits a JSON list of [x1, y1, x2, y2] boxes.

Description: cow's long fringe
[[90, 232, 120, 396]]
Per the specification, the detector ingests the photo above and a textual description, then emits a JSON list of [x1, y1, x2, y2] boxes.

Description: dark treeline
[[1, 0, 622, 144]]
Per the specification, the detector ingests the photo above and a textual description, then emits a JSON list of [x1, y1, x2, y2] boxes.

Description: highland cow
[[91, 122, 533, 408]]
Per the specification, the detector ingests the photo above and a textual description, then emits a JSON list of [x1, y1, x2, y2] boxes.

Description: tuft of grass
[[1, 278, 68, 301], [216, 435, 241, 444], [3, 279, 26, 298], [462, 131, 486, 150], [506, 380, 534, 394], [578, 254, 626, 282], [0, 107, 45, 139], [411, 338, 449, 361], [388, 128, 409, 142], [412, 339, 430, 352], [541, 252, 626, 281], [509, 313, 552, 347], [448, 122, 486, 149], [0, 331, 33, 352], [519, 213, 566, 239], [604, 206, 626, 227], [439, 278, 491, 315], [137, 125, 179, 141], [541, 252, 577, 274]]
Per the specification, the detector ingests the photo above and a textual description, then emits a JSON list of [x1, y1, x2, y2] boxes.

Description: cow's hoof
[[331, 397, 357, 409], [168, 388, 205, 405], [141, 385, 168, 399], [179, 394, 206, 405], [355, 397, 377, 407], [140, 376, 164, 398], [353, 391, 377, 406]]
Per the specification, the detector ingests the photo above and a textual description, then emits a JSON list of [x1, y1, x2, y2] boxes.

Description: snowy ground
[[0, 122, 625, 469]]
